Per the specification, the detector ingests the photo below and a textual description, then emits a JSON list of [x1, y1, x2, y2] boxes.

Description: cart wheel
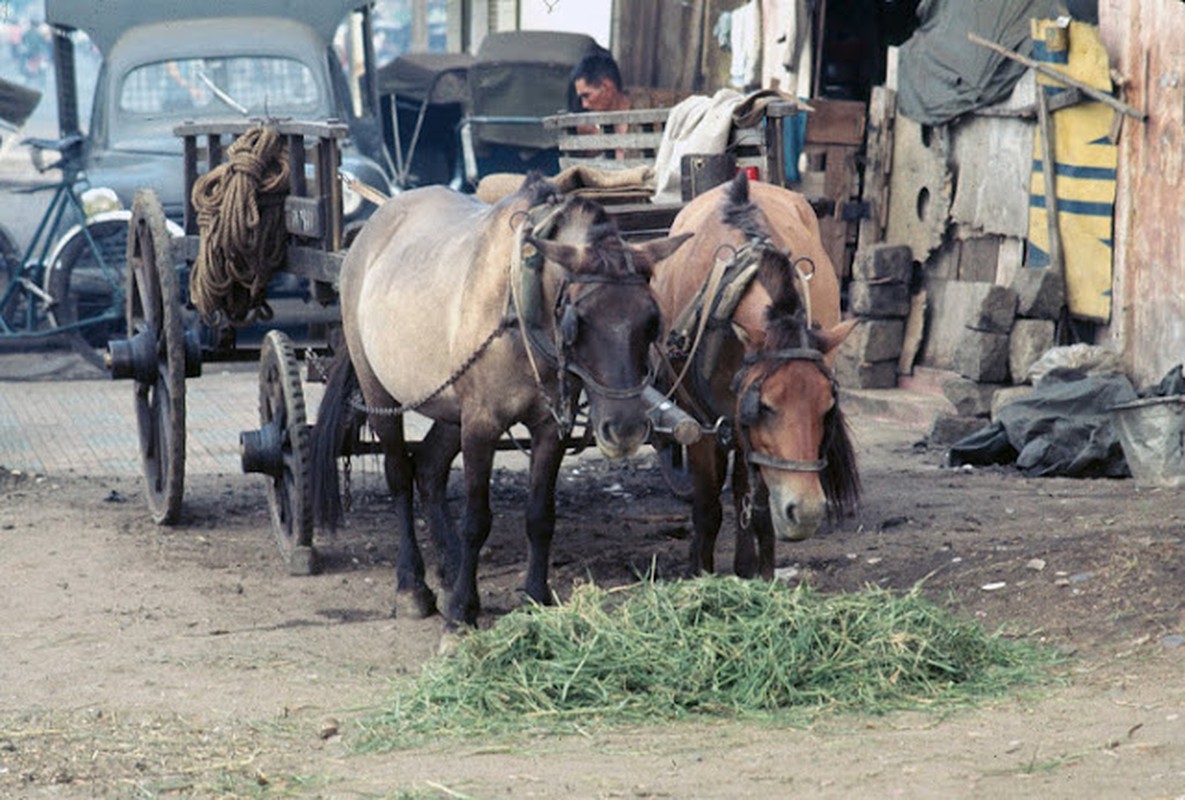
[[127, 189, 186, 525], [657, 439, 695, 502], [249, 329, 315, 575]]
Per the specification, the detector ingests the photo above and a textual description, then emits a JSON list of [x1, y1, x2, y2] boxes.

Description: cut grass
[[360, 577, 1064, 749]]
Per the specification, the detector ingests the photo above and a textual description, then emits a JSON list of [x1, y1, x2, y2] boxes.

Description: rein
[[510, 201, 654, 437]]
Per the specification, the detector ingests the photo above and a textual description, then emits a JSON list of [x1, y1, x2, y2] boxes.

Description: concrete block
[[922, 280, 1017, 370], [849, 280, 911, 318], [1009, 319, 1056, 384], [941, 376, 1005, 417], [852, 243, 912, 283], [958, 235, 1001, 283], [929, 414, 993, 447], [1012, 266, 1065, 319], [953, 328, 1010, 383], [840, 318, 905, 363], [991, 384, 1036, 421], [834, 355, 898, 390], [968, 284, 1017, 333]]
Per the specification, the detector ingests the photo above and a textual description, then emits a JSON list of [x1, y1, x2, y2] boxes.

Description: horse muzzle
[[593, 413, 650, 459], [768, 483, 826, 541]]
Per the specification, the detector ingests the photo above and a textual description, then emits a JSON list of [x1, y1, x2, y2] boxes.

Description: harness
[[509, 198, 654, 438], [659, 235, 834, 523], [346, 196, 653, 433]]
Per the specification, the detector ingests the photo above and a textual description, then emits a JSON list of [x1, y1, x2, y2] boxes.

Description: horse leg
[[522, 424, 564, 606], [447, 431, 498, 628], [731, 461, 759, 579], [370, 413, 438, 619], [413, 421, 462, 586], [687, 439, 728, 576]]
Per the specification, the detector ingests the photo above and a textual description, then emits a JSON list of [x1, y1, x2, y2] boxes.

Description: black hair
[[567, 49, 622, 112]]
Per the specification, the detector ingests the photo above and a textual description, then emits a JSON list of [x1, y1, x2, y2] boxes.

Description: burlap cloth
[[475, 164, 655, 205]]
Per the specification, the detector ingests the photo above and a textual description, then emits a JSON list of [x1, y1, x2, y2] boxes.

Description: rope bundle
[[189, 125, 290, 324]]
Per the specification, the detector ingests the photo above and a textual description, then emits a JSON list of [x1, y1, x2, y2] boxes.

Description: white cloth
[[762, 0, 812, 96], [650, 88, 745, 205], [729, 0, 761, 89]]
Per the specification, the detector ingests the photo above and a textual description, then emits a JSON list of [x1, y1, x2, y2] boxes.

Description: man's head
[[569, 51, 627, 113]]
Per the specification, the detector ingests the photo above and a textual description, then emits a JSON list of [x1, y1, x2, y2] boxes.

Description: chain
[[347, 319, 515, 417]]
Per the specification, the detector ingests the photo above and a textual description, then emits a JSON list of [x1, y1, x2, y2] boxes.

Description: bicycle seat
[[21, 133, 85, 153]]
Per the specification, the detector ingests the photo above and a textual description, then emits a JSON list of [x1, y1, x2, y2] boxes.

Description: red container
[[740, 165, 759, 181]]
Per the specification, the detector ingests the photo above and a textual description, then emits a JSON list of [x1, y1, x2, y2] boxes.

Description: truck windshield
[[118, 56, 321, 118]]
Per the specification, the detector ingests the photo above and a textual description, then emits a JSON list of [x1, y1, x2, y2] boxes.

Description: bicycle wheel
[[126, 190, 186, 525], [43, 211, 131, 368], [0, 223, 20, 324]]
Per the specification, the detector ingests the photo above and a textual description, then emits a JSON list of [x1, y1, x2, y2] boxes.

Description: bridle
[[730, 338, 837, 530], [511, 200, 658, 436]]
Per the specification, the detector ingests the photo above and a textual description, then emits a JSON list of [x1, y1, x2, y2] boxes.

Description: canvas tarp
[[0, 78, 41, 129], [897, 0, 1056, 125]]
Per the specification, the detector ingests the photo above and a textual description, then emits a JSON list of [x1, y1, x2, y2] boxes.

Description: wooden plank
[[542, 108, 672, 130], [557, 156, 655, 172], [555, 131, 665, 153], [857, 86, 896, 248], [803, 98, 867, 146]]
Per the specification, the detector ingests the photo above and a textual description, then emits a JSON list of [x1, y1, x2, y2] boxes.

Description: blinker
[[559, 304, 579, 346], [738, 384, 762, 426]]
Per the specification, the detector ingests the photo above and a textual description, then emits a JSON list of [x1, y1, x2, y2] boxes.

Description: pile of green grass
[[362, 577, 1061, 746]]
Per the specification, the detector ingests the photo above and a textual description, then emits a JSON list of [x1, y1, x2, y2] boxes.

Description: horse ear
[[631, 232, 693, 274], [731, 321, 755, 349], [816, 318, 860, 355], [529, 237, 582, 269]]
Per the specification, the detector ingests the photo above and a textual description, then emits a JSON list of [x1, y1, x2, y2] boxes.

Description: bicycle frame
[[0, 148, 124, 340]]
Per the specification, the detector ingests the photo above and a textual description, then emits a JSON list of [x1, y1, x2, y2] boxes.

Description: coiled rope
[[189, 125, 289, 324]]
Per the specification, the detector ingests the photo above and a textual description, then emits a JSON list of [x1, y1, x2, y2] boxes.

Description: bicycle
[[0, 133, 135, 368]]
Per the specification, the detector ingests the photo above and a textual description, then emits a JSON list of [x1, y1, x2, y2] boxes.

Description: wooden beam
[[967, 32, 1146, 121]]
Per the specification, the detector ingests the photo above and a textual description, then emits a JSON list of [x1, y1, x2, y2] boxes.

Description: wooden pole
[[967, 32, 1147, 121], [1035, 87, 1064, 278]]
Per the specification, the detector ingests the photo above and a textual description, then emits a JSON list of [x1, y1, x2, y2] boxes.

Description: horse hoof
[[393, 586, 438, 619], [437, 628, 464, 657]]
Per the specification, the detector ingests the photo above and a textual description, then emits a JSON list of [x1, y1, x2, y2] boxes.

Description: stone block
[[958, 235, 1002, 283], [852, 243, 912, 283], [1009, 319, 1056, 384], [991, 385, 1036, 421], [967, 284, 1017, 333], [834, 354, 898, 390], [849, 280, 911, 318], [953, 328, 1010, 383], [1012, 266, 1065, 319], [929, 414, 993, 447], [922, 280, 1016, 370], [839, 318, 905, 363], [941, 376, 1005, 417]]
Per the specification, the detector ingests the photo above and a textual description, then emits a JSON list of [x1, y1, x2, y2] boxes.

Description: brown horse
[[650, 172, 860, 579], [311, 174, 690, 627]]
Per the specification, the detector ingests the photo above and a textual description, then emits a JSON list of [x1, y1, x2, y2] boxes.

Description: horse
[[649, 172, 860, 579], [310, 174, 691, 628]]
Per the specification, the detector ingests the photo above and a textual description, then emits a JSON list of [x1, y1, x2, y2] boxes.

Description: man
[[569, 50, 631, 115]]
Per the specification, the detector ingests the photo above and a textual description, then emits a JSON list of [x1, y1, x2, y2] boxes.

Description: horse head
[[728, 230, 859, 542], [529, 197, 690, 458]]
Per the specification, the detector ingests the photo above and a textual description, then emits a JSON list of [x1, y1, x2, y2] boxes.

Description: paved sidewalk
[[0, 351, 957, 479], [0, 362, 290, 477]]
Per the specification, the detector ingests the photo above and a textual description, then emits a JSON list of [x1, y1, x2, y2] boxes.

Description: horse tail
[[310, 350, 359, 534], [821, 403, 861, 521]]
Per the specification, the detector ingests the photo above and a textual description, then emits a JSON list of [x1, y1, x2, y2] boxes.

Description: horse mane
[[723, 172, 861, 516], [551, 195, 643, 279]]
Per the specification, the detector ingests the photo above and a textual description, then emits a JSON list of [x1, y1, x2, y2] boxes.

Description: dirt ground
[[1, 391, 1184, 799]]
